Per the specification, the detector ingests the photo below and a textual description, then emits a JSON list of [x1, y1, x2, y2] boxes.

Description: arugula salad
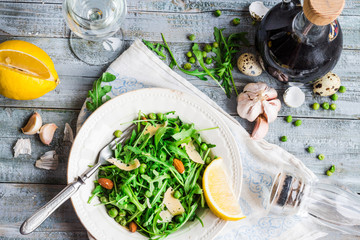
[[88, 111, 217, 239]]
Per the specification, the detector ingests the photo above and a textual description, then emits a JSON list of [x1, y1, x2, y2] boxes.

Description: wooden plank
[[0, 108, 359, 192], [0, 183, 88, 239], [0, 2, 359, 50]]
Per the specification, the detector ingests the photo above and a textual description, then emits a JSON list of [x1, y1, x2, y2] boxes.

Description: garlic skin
[[21, 112, 42, 135], [39, 123, 58, 145], [237, 82, 281, 140]]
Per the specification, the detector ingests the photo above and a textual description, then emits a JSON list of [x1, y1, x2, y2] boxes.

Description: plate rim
[[67, 87, 242, 240]]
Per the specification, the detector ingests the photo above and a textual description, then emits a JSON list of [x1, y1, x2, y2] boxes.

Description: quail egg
[[237, 53, 263, 76], [313, 72, 341, 96]]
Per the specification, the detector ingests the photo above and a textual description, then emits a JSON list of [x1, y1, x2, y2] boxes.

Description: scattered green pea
[[186, 51, 192, 58], [184, 63, 192, 70], [189, 57, 196, 64], [204, 44, 212, 53], [139, 163, 147, 174], [280, 136, 287, 142], [100, 196, 108, 203], [205, 157, 212, 165], [307, 146, 315, 153], [331, 94, 338, 101], [157, 113, 164, 121], [326, 170, 333, 176], [118, 210, 126, 217], [188, 34, 196, 41], [318, 154, 325, 160], [148, 113, 156, 120], [322, 102, 329, 110], [338, 86, 346, 93], [213, 42, 219, 48], [232, 18, 240, 25], [173, 190, 181, 199], [312, 102, 320, 110], [294, 120, 302, 126], [330, 103, 336, 110], [214, 10, 222, 17], [202, 51, 207, 58], [119, 218, 127, 226], [145, 190, 152, 198], [114, 130, 122, 138], [329, 165, 336, 173], [115, 215, 124, 223], [205, 57, 213, 64], [108, 208, 118, 218], [200, 143, 208, 151], [285, 115, 292, 123]]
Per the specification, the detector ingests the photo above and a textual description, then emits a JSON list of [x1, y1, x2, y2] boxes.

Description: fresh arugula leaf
[[142, 39, 167, 60], [86, 72, 116, 112]]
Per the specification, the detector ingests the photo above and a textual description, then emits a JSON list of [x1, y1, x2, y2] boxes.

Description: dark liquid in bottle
[[255, 1, 343, 83]]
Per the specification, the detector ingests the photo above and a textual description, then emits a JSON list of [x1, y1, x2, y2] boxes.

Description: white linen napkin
[[80, 39, 326, 240]]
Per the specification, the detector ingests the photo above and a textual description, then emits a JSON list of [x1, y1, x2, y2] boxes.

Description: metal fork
[[20, 124, 136, 235]]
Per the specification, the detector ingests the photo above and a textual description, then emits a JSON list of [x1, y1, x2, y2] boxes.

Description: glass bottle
[[268, 171, 360, 235], [255, 0, 344, 83]]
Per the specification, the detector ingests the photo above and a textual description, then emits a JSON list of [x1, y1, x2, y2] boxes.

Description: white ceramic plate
[[67, 88, 242, 240]]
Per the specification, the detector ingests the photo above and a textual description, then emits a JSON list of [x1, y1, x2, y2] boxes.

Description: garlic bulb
[[21, 112, 42, 135], [39, 123, 58, 145], [237, 82, 281, 140]]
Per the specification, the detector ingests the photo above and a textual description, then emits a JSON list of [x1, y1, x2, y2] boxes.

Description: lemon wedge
[[0, 40, 59, 100], [203, 158, 246, 221]]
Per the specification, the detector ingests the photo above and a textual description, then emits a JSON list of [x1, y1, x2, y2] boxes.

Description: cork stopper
[[303, 0, 345, 26]]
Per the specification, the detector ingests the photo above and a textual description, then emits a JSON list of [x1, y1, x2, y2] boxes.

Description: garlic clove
[[39, 123, 58, 145], [237, 92, 263, 122], [251, 115, 269, 140], [263, 99, 281, 123], [21, 112, 42, 135]]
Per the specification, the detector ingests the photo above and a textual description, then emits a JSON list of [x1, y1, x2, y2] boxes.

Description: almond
[[173, 158, 185, 174], [98, 178, 113, 190], [128, 221, 137, 233]]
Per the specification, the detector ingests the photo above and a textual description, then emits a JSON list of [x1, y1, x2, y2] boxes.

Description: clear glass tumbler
[[62, 0, 127, 65]]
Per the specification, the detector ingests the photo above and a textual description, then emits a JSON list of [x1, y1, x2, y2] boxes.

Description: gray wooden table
[[0, 0, 359, 239]]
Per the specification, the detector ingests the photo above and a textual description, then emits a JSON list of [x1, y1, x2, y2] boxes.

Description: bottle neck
[[293, 11, 327, 45]]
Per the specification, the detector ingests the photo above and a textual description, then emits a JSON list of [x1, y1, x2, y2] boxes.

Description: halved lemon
[[203, 158, 246, 221], [0, 40, 59, 100]]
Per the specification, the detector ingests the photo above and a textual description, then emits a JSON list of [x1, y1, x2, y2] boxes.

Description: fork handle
[[20, 177, 84, 235]]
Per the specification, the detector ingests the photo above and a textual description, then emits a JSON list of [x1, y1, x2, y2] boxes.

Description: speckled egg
[[237, 53, 262, 77], [313, 72, 341, 96]]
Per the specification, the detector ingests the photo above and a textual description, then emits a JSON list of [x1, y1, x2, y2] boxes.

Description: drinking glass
[[62, 0, 127, 65]]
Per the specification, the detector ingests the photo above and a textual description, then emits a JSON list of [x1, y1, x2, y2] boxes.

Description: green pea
[[307, 146, 315, 153], [100, 196, 108, 203], [214, 10, 221, 17], [114, 130, 122, 138], [331, 94, 338, 101], [189, 57, 196, 64], [322, 102, 329, 110], [184, 63, 192, 70], [157, 113, 164, 121], [115, 215, 124, 223], [200, 143, 208, 151], [326, 170, 333, 176], [280, 136, 287, 142], [139, 166, 146, 174], [118, 210, 126, 217], [145, 190, 152, 198], [318, 154, 325, 160], [204, 44, 212, 53], [232, 18, 240, 25], [205, 57, 212, 64], [329, 165, 335, 173], [294, 120, 302, 127], [186, 51, 192, 58], [202, 51, 207, 58], [213, 42, 219, 48], [108, 208, 118, 218], [312, 103, 320, 110], [285, 115, 292, 123], [338, 86, 346, 93], [173, 190, 181, 199], [148, 113, 156, 120], [175, 215, 184, 223], [119, 218, 127, 226], [188, 34, 196, 41], [330, 103, 336, 110], [205, 157, 211, 165]]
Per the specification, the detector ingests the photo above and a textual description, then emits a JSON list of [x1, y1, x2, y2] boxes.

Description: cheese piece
[[107, 158, 140, 171], [144, 122, 168, 138], [157, 210, 173, 223], [163, 187, 185, 216], [13, 138, 31, 157], [35, 150, 58, 170], [182, 141, 204, 164]]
